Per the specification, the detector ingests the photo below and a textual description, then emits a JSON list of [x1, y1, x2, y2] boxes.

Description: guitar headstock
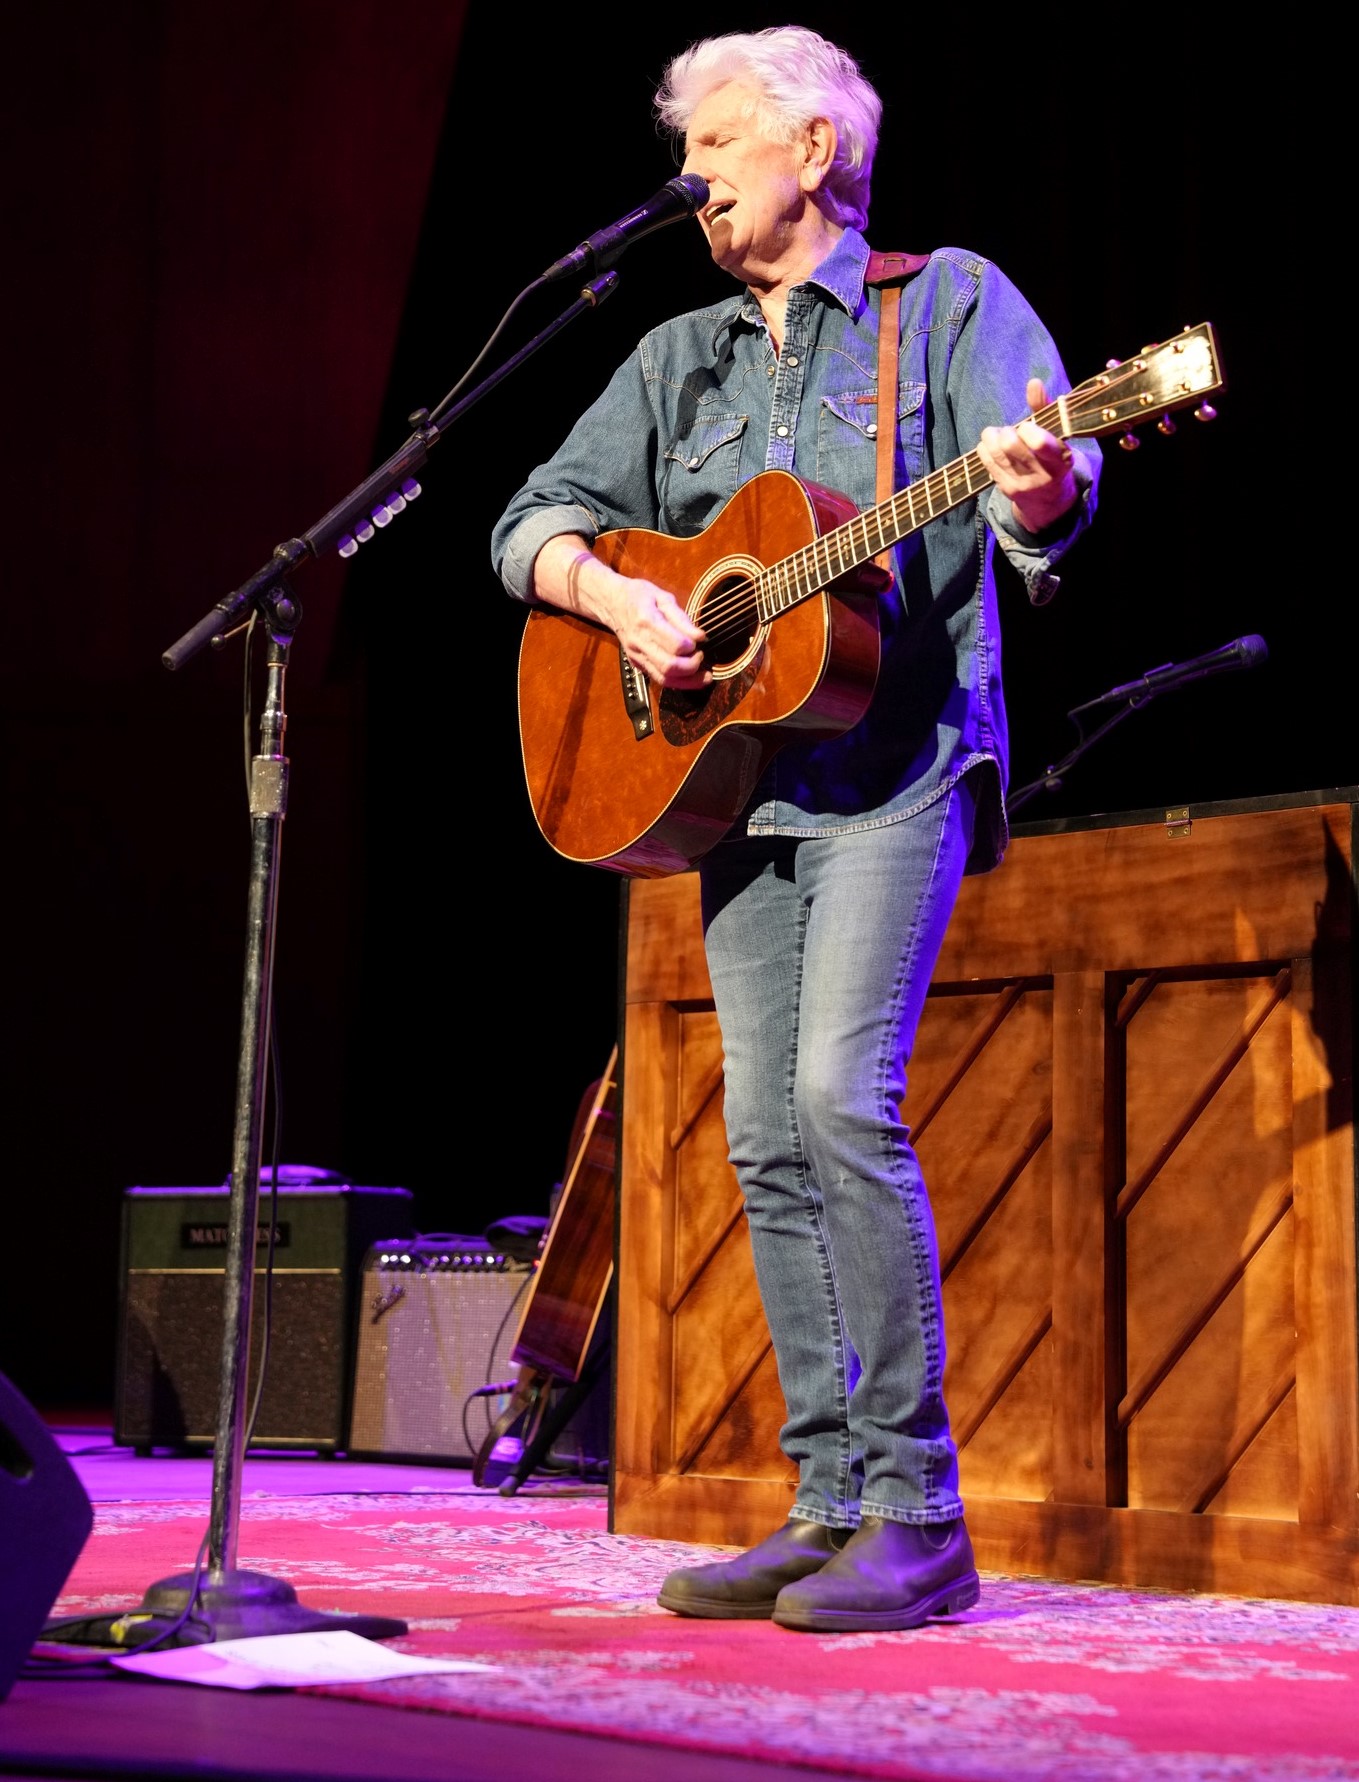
[[1061, 323, 1223, 444]]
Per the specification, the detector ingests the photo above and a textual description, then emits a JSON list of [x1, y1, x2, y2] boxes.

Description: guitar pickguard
[[658, 652, 765, 746]]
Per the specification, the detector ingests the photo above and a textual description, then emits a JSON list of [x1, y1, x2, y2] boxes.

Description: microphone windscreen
[[668, 173, 709, 210]]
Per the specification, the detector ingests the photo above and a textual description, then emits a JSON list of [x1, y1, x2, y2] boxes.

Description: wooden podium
[[611, 790, 1359, 1606]]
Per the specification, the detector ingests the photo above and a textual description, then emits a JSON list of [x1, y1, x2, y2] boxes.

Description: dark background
[[1, 6, 1331, 1412]]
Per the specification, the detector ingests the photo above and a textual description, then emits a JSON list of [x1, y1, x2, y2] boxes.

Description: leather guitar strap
[[864, 249, 929, 571]]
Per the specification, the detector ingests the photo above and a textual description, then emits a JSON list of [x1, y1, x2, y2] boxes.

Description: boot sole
[[771, 1571, 981, 1633], [656, 1590, 777, 1619]]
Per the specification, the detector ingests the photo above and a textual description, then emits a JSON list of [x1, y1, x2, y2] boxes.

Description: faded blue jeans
[[698, 778, 975, 1530]]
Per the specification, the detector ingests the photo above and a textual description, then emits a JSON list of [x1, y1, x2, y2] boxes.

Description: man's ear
[[800, 116, 838, 194]]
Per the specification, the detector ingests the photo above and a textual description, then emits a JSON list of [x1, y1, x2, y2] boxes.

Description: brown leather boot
[[657, 1518, 851, 1620], [772, 1514, 980, 1632]]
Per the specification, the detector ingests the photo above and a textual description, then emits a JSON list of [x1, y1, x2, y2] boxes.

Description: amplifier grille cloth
[[348, 1262, 532, 1461]]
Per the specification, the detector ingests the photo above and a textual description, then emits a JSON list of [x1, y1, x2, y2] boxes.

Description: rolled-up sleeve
[[490, 347, 662, 604], [947, 261, 1102, 608]]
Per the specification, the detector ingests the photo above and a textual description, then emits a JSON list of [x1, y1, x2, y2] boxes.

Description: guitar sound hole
[[696, 573, 758, 674]]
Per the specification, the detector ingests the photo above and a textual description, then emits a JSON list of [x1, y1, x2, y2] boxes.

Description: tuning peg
[[1118, 432, 1141, 452], [1105, 358, 1121, 371], [1193, 402, 1218, 422], [1156, 416, 1177, 436]]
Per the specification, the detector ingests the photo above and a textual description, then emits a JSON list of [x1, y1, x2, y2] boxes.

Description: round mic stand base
[[132, 1568, 408, 1646]]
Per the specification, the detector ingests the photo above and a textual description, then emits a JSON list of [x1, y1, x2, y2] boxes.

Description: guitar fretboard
[[755, 396, 1075, 621]]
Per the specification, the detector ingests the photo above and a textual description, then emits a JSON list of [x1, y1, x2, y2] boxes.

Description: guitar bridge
[[618, 650, 654, 740]]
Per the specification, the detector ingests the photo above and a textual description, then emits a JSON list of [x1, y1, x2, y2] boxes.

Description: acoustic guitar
[[472, 1049, 617, 1491], [518, 323, 1225, 879]]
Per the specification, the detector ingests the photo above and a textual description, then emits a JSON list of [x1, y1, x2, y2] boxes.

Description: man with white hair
[[492, 26, 1100, 1633]]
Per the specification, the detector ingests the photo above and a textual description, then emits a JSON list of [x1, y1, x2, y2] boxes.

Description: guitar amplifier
[[115, 1178, 415, 1452], [347, 1239, 534, 1463]]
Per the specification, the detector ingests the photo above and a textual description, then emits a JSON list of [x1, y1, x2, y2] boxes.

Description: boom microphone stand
[[1009, 633, 1269, 814], [42, 265, 628, 1652], [133, 579, 408, 1644]]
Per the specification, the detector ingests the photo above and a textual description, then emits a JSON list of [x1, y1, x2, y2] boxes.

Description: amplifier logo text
[[181, 1222, 292, 1249]]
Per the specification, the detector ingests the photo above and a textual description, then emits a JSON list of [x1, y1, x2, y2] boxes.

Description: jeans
[[698, 779, 976, 1529]]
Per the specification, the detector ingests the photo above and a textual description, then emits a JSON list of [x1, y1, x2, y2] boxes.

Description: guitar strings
[[692, 440, 996, 648], [690, 378, 1128, 648]]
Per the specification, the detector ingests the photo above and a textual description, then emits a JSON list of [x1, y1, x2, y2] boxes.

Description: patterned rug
[[54, 1489, 1359, 1780]]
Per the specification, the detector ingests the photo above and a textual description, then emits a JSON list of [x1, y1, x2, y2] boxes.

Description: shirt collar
[[802, 226, 870, 314], [711, 226, 871, 351]]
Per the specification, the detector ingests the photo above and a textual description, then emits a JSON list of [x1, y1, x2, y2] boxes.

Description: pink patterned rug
[[56, 1490, 1359, 1780]]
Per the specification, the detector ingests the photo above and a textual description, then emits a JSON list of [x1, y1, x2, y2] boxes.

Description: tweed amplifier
[[115, 1178, 414, 1453], [347, 1239, 535, 1463]]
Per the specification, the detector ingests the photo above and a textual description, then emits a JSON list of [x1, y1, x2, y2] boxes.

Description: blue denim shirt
[[492, 229, 1100, 872]]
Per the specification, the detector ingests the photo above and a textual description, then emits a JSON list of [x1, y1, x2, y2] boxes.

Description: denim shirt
[[492, 229, 1100, 873]]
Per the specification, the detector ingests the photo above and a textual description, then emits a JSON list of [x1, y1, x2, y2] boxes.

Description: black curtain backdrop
[[0, 5, 1331, 1410]]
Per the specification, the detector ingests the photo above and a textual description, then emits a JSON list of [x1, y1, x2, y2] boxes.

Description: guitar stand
[[496, 1346, 611, 1496]]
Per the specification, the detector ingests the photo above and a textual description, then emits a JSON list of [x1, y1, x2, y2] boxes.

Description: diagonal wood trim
[[665, 1194, 746, 1316], [1189, 1371, 1296, 1515], [672, 1333, 773, 1475], [1114, 968, 1292, 1223], [1114, 971, 1165, 1031], [955, 1304, 1053, 1450], [940, 1110, 1052, 1281], [669, 1055, 725, 1151], [909, 982, 1031, 1140], [1116, 1185, 1294, 1429]]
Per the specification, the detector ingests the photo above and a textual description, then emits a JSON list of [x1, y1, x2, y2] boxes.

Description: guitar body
[[517, 324, 1226, 879], [510, 1052, 617, 1382], [518, 470, 883, 879]]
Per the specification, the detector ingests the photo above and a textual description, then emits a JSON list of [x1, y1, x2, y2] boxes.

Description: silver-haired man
[[493, 25, 1100, 1633]]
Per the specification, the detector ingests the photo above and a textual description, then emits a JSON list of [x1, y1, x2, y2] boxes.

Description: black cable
[[28, 1526, 214, 1674], [242, 1020, 285, 1451], [235, 606, 286, 1453], [461, 1267, 532, 1457], [428, 278, 548, 426]]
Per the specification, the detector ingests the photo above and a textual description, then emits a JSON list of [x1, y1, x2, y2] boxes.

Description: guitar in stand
[[473, 1048, 618, 1493]]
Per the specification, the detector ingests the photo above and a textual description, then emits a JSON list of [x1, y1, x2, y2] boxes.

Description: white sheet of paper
[[110, 1628, 495, 1690]]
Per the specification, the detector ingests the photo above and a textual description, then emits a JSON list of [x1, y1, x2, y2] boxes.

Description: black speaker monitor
[[0, 1372, 94, 1701]]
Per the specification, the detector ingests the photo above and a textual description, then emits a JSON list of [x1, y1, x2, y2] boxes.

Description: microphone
[[541, 173, 709, 283], [1085, 635, 1269, 707]]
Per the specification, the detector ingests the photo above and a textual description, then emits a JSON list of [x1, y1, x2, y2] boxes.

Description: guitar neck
[[755, 323, 1224, 620], [757, 407, 1069, 622]]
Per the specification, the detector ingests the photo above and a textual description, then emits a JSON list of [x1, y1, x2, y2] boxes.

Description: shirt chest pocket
[[660, 413, 749, 534], [816, 382, 927, 497]]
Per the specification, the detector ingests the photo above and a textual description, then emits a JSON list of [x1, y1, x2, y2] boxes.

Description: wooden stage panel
[[612, 793, 1359, 1604]]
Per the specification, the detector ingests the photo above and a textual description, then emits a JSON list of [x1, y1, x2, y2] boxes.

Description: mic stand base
[[136, 1568, 408, 1646], [45, 1569, 408, 1651]]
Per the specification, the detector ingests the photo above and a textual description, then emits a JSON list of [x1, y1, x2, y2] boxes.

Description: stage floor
[[1, 1419, 792, 1782]]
